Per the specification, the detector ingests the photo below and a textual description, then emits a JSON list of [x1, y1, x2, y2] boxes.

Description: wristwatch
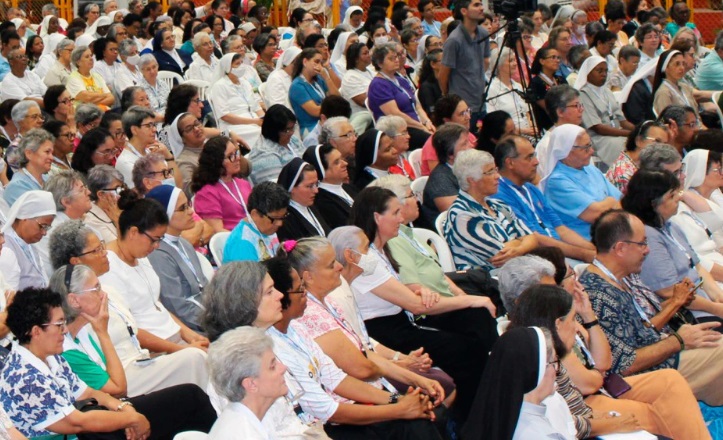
[[388, 392, 400, 404]]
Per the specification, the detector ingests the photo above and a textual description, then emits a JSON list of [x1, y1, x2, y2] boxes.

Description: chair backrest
[[258, 81, 268, 104], [364, 97, 376, 127], [435, 210, 448, 237], [173, 431, 209, 440], [196, 250, 215, 281], [209, 231, 231, 265], [206, 91, 223, 128], [712, 91, 723, 127], [184, 79, 211, 101], [408, 149, 423, 178], [410, 175, 428, 204], [158, 70, 184, 89], [412, 227, 456, 272]]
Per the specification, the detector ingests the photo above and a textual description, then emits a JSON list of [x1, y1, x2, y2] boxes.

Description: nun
[[3, 190, 56, 290], [352, 128, 397, 191], [208, 53, 264, 148], [303, 144, 357, 230], [574, 55, 632, 167], [343, 6, 365, 34], [462, 326, 570, 440], [145, 185, 208, 333], [329, 31, 358, 77], [76, 15, 112, 48], [276, 158, 330, 241], [620, 57, 659, 124], [541, 124, 622, 241]]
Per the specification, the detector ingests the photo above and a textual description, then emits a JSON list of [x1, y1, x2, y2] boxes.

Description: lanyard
[[162, 236, 204, 291], [8, 231, 46, 284], [64, 332, 105, 370], [125, 142, 143, 158], [269, 327, 321, 382], [396, 158, 410, 178], [592, 259, 654, 328], [397, 228, 436, 260], [218, 178, 249, 216], [52, 156, 70, 168], [682, 210, 712, 238], [379, 72, 420, 120], [663, 80, 692, 107], [538, 73, 557, 87], [108, 301, 144, 353], [307, 294, 367, 354], [586, 86, 616, 127], [303, 76, 326, 101], [499, 178, 554, 237], [660, 225, 694, 269]]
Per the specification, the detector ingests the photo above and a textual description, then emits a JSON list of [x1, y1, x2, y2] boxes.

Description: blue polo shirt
[[491, 177, 562, 240], [289, 75, 329, 134]]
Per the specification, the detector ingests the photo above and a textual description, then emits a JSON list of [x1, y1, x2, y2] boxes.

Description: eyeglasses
[[142, 231, 162, 244], [547, 358, 561, 373], [457, 108, 472, 117], [58, 98, 75, 105], [288, 282, 307, 294], [11, 55, 29, 60], [674, 165, 686, 177], [76, 283, 103, 294], [622, 238, 649, 248], [100, 185, 127, 195], [710, 167, 723, 175], [112, 130, 126, 140], [225, 149, 241, 162], [562, 267, 577, 282], [139, 122, 157, 130], [77, 241, 107, 257], [681, 121, 698, 129], [27, 113, 45, 121], [301, 17, 314, 23], [301, 181, 320, 190], [181, 120, 203, 134], [263, 211, 290, 223], [566, 103, 584, 110], [35, 219, 52, 232], [482, 166, 499, 176], [42, 320, 68, 330], [281, 125, 297, 134], [190, 97, 202, 105], [334, 131, 357, 140], [59, 132, 75, 140], [392, 131, 410, 138], [95, 147, 120, 157], [176, 200, 194, 212], [572, 143, 594, 152], [544, 55, 561, 60], [147, 168, 174, 179]]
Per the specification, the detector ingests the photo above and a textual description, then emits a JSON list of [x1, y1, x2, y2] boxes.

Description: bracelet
[[392, 351, 401, 361], [582, 319, 599, 329], [388, 392, 400, 404], [116, 401, 134, 411], [672, 331, 685, 351]]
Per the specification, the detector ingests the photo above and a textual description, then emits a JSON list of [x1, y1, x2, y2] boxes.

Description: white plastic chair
[[258, 81, 268, 103], [408, 149, 423, 178], [410, 176, 428, 204], [712, 91, 723, 127], [435, 210, 448, 237], [209, 231, 231, 265], [158, 71, 184, 89], [195, 251, 215, 281], [173, 432, 209, 440], [183, 79, 211, 101], [364, 97, 376, 127], [412, 228, 456, 272]]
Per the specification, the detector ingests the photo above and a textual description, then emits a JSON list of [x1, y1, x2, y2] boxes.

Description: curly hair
[[191, 135, 230, 193], [6, 288, 63, 345]]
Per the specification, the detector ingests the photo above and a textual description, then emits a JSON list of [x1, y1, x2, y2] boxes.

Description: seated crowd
[[0, 0, 723, 438]]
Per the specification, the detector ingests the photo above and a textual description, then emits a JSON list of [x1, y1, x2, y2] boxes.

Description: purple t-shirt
[[367, 75, 419, 122], [194, 177, 252, 231]]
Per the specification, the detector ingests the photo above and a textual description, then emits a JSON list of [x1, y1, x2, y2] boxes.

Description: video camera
[[491, 0, 538, 21]]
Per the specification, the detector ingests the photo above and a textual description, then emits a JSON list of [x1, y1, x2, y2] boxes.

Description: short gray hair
[[638, 143, 682, 171], [42, 3, 58, 14], [402, 16, 421, 29], [202, 261, 268, 341], [433, 123, 469, 164], [18, 129, 55, 168], [319, 116, 350, 144], [10, 100, 39, 126], [132, 153, 166, 195], [491, 47, 513, 75], [48, 219, 95, 270], [192, 32, 211, 49], [76, 103, 103, 126], [84, 3, 99, 14], [138, 53, 157, 70], [103, 0, 117, 10], [453, 149, 494, 191], [371, 42, 398, 71], [221, 34, 242, 53], [71, 46, 89, 67], [369, 174, 411, 200], [87, 164, 124, 202], [44, 170, 84, 212], [122, 105, 156, 138], [545, 85, 580, 124], [497, 255, 555, 314], [376, 115, 407, 137], [49, 264, 97, 324], [107, 23, 126, 41], [118, 38, 137, 56], [328, 225, 365, 266], [287, 237, 333, 276], [121, 86, 145, 112], [208, 326, 274, 402], [55, 38, 75, 57]]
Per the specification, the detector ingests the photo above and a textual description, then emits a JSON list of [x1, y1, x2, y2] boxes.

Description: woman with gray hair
[[41, 37, 75, 87], [138, 54, 170, 116], [445, 149, 538, 271], [114, 37, 143, 97], [65, 46, 115, 110], [376, 115, 416, 179], [5, 101, 45, 172], [4, 128, 55, 207], [486, 47, 535, 137], [207, 327, 288, 438], [84, 164, 125, 243], [186, 32, 219, 81]]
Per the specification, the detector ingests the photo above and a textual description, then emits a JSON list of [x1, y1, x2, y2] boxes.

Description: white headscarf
[[552, 5, 575, 25], [540, 124, 586, 190], [343, 6, 364, 31], [619, 57, 658, 104], [167, 112, 190, 159], [87, 15, 112, 39], [330, 31, 353, 75], [108, 10, 125, 24], [3, 190, 56, 233], [276, 46, 302, 71], [212, 53, 236, 84], [45, 33, 66, 56], [39, 15, 54, 38], [573, 55, 606, 90], [682, 148, 708, 190], [416, 34, 430, 63]]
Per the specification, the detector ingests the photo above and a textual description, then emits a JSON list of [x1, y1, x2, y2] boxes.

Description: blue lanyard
[[592, 259, 654, 329], [499, 178, 554, 237], [661, 225, 695, 269], [162, 236, 204, 291]]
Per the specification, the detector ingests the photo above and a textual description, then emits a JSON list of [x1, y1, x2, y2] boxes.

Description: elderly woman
[[191, 136, 253, 233], [222, 182, 289, 263], [115, 106, 179, 189], [208, 53, 264, 147], [131, 153, 175, 196], [152, 28, 192, 76], [42, 120, 74, 175], [4, 129, 54, 207], [186, 32, 219, 81], [367, 43, 433, 151], [84, 164, 124, 246], [247, 104, 305, 185], [353, 128, 398, 190], [420, 95, 476, 176], [288, 48, 341, 138], [303, 144, 357, 229], [652, 49, 700, 123], [486, 47, 535, 137], [42, 37, 74, 87], [1, 190, 55, 290], [43, 85, 76, 133], [6, 101, 45, 171], [114, 38, 143, 96], [137, 54, 170, 117], [376, 115, 416, 179], [275, 158, 331, 241], [99, 192, 209, 351], [606, 120, 670, 193], [70, 128, 117, 176], [252, 32, 277, 82], [65, 46, 115, 111], [542, 124, 622, 241], [635, 24, 662, 67], [207, 327, 288, 438], [73, 103, 103, 144], [444, 149, 538, 271], [623, 170, 723, 325]]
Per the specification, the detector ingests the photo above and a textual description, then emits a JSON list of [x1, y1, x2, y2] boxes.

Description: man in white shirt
[[0, 48, 47, 106]]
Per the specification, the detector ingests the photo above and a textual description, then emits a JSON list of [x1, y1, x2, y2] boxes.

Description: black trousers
[[78, 384, 217, 440], [324, 418, 441, 440]]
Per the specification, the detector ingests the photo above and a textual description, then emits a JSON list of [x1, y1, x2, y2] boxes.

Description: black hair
[[117, 190, 169, 237], [446, 19, 461, 36], [621, 170, 680, 229], [100, 112, 122, 131], [592, 30, 617, 47], [262, 104, 297, 144], [605, 0, 627, 22], [508, 284, 572, 359], [345, 41, 367, 71], [141, 1, 161, 19], [205, 14, 226, 34], [291, 48, 321, 79], [191, 136, 232, 193], [432, 93, 464, 127], [418, 0, 434, 13], [689, 130, 723, 153], [392, 8, 411, 32], [652, 49, 685, 96], [247, 181, 291, 214], [6, 288, 63, 345], [164, 84, 200, 126], [365, 23, 387, 49], [349, 186, 400, 271], [477, 111, 513, 154], [42, 119, 68, 139], [0, 30, 20, 46], [531, 46, 555, 75], [527, 246, 567, 285], [590, 209, 634, 253], [173, 7, 194, 27], [493, 136, 520, 170], [71, 127, 113, 174], [252, 32, 276, 54], [25, 35, 43, 60], [418, 48, 442, 86], [289, 7, 309, 28], [707, 150, 723, 172], [263, 256, 294, 309], [43, 85, 67, 114], [0, 99, 19, 125], [303, 34, 326, 50], [327, 26, 345, 52], [123, 13, 143, 27], [626, 120, 666, 152], [182, 18, 203, 42], [320, 95, 352, 119], [92, 37, 113, 61]]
